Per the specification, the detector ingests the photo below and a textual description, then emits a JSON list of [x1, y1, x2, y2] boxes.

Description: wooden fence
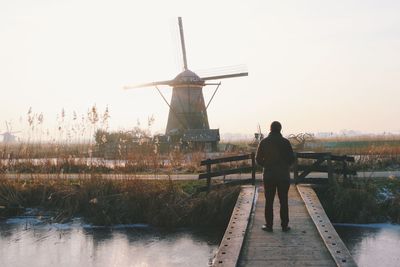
[[198, 153, 256, 190], [294, 152, 356, 184], [198, 152, 356, 189]]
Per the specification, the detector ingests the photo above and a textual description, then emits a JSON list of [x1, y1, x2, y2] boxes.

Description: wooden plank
[[296, 152, 330, 159], [331, 155, 355, 162], [293, 155, 299, 183], [238, 259, 335, 267], [212, 185, 256, 267], [297, 166, 357, 175], [198, 167, 253, 179], [200, 154, 251, 165], [251, 153, 256, 185], [238, 185, 336, 267], [297, 185, 357, 267], [298, 158, 325, 179]]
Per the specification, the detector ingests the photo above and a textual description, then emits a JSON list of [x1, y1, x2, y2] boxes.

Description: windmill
[[0, 122, 20, 143], [125, 17, 248, 151], [248, 124, 264, 149]]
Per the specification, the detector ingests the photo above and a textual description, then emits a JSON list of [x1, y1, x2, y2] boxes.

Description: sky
[[0, 0, 399, 140]]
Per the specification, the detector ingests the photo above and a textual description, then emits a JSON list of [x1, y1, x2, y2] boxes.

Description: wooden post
[[206, 160, 211, 191], [251, 152, 256, 185], [293, 153, 298, 184], [342, 159, 348, 185], [327, 153, 333, 183]]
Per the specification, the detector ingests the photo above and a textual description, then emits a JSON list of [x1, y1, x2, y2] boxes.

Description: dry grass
[[0, 177, 240, 227], [316, 178, 400, 224]]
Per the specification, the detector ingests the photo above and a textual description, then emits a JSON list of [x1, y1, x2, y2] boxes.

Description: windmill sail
[[201, 72, 248, 81], [178, 17, 188, 71], [124, 79, 174, 89]]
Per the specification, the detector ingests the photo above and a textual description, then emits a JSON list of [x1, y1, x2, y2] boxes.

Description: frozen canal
[[0, 216, 221, 267], [335, 223, 400, 267]]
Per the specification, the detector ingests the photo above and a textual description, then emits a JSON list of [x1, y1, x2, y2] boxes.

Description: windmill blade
[[201, 72, 248, 81], [196, 64, 247, 78], [178, 17, 188, 70], [124, 79, 174, 89]]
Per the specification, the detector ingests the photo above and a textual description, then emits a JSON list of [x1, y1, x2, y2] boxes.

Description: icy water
[[335, 223, 400, 267], [0, 216, 222, 267]]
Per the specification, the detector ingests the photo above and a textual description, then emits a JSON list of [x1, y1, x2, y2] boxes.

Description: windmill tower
[[125, 17, 248, 151], [0, 122, 20, 143]]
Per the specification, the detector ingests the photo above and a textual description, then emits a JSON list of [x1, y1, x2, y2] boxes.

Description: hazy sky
[[1, 0, 399, 138]]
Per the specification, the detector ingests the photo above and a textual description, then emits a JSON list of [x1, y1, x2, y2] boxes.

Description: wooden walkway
[[238, 185, 336, 267]]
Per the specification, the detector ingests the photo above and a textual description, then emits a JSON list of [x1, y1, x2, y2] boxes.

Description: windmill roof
[[182, 129, 220, 142], [173, 69, 204, 86]]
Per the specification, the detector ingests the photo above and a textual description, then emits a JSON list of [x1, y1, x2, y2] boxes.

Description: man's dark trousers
[[263, 179, 290, 228]]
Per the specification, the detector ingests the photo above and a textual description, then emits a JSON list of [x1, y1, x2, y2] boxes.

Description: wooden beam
[[297, 165, 357, 175], [251, 152, 256, 185], [200, 154, 252, 166], [199, 166, 254, 179], [298, 158, 325, 179]]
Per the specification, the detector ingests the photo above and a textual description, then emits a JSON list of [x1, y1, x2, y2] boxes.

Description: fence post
[[342, 159, 348, 185], [293, 153, 298, 184], [251, 152, 256, 185], [327, 153, 333, 183], [206, 160, 211, 191]]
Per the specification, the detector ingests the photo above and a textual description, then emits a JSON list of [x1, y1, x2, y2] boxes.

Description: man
[[256, 121, 294, 232]]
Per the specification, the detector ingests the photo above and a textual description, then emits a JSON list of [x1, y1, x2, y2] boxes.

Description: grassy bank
[[0, 177, 240, 227], [315, 178, 400, 224]]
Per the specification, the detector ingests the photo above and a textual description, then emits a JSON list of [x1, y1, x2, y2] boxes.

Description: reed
[[0, 177, 240, 227], [315, 178, 400, 224]]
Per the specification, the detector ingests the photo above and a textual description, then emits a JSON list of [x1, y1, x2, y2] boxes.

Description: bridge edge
[[212, 185, 256, 267], [297, 184, 358, 267]]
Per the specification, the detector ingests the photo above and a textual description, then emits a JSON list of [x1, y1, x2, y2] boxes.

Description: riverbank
[[0, 177, 240, 227], [315, 178, 400, 224]]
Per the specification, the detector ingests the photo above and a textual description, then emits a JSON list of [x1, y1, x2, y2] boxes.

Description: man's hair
[[270, 121, 282, 133]]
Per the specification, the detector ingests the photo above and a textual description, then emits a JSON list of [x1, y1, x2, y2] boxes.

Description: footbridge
[[201, 153, 358, 267]]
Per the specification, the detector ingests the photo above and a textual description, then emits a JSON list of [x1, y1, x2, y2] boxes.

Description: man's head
[[270, 121, 282, 133]]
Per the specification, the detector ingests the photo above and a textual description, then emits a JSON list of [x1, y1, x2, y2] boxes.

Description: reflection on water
[[334, 223, 400, 267], [0, 217, 222, 267]]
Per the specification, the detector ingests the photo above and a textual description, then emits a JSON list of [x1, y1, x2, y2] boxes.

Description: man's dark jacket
[[256, 132, 295, 182]]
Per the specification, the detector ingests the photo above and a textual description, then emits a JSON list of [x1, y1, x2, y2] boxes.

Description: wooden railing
[[199, 152, 355, 188], [294, 152, 356, 184], [199, 153, 256, 190]]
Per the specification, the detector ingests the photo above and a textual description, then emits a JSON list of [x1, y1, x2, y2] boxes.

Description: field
[[1, 133, 400, 174], [307, 135, 400, 171]]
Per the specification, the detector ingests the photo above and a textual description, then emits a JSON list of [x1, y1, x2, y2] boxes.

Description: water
[[335, 223, 400, 267], [0, 216, 221, 267]]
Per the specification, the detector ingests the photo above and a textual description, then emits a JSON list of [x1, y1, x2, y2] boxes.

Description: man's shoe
[[282, 226, 291, 232], [262, 224, 273, 232]]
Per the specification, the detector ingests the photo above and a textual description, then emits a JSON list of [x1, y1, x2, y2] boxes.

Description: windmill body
[[166, 70, 209, 133], [125, 17, 248, 151]]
